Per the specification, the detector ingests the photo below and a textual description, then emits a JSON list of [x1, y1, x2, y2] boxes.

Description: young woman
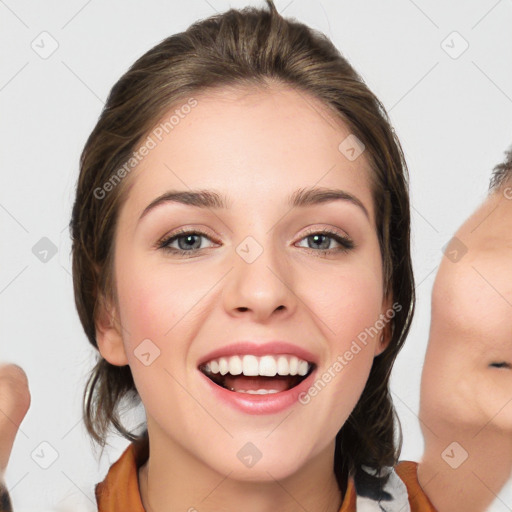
[[1, 1, 436, 510]]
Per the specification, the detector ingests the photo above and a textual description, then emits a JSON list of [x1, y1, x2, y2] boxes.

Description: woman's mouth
[[199, 354, 315, 394]]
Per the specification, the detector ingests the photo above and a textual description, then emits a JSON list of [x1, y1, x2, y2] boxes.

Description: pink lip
[[197, 341, 317, 367], [198, 365, 317, 415]]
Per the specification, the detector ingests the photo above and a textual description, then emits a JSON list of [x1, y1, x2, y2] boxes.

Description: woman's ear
[[95, 293, 129, 366], [374, 293, 394, 356]]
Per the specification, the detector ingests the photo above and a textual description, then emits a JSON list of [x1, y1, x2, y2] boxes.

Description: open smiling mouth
[[199, 355, 315, 394]]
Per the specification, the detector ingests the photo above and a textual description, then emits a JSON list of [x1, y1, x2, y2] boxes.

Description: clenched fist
[[0, 364, 31, 512]]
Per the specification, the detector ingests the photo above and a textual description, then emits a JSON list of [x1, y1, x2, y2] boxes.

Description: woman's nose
[[222, 236, 297, 323]]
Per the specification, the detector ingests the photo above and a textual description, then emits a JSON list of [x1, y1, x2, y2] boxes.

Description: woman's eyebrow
[[138, 186, 369, 222]]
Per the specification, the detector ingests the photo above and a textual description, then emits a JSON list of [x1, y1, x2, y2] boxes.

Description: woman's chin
[[198, 441, 321, 484], [214, 460, 307, 484]]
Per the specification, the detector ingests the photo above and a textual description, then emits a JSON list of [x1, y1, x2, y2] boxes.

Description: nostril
[[489, 361, 511, 369]]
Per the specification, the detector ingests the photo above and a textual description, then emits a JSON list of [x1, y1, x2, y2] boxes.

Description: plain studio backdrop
[[1, 1, 512, 510]]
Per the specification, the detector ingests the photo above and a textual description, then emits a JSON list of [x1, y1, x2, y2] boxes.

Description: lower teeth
[[229, 388, 280, 394]]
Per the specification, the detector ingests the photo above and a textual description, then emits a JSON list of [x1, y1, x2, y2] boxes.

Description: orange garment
[[95, 442, 436, 511], [395, 461, 437, 511]]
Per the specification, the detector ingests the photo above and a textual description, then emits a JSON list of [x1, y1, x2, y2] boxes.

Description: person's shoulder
[[95, 439, 148, 512], [395, 460, 438, 512]]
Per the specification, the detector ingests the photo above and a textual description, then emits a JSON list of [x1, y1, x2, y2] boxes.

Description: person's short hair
[[489, 144, 512, 192], [70, 0, 415, 492]]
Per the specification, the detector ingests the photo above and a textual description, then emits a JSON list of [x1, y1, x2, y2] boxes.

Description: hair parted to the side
[[70, 0, 415, 493], [489, 143, 512, 192]]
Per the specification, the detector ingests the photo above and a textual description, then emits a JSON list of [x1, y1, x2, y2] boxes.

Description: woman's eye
[[157, 228, 354, 257], [295, 230, 354, 254], [157, 230, 217, 256]]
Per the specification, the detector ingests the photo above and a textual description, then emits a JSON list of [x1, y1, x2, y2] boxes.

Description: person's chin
[[198, 440, 318, 483], [216, 458, 312, 483]]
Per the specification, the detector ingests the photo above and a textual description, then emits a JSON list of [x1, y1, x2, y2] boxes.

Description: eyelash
[[156, 227, 354, 258]]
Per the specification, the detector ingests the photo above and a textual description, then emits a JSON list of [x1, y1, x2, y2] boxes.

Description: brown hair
[[70, 0, 414, 493], [489, 144, 512, 192]]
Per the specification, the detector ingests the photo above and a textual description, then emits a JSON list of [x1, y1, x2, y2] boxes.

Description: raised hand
[[0, 364, 31, 512]]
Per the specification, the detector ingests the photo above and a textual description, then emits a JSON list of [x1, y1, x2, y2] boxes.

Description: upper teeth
[[202, 355, 311, 377]]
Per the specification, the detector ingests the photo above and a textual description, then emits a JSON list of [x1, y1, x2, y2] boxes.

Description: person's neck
[[418, 424, 512, 512], [138, 428, 342, 512]]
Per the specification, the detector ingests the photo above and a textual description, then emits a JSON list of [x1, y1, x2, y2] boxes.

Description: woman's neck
[[137, 427, 343, 512], [418, 424, 512, 512]]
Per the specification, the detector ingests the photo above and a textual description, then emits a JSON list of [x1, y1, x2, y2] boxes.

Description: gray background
[[1, 0, 512, 510]]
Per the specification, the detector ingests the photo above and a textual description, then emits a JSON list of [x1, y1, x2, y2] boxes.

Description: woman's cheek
[[119, 252, 177, 321], [118, 278, 184, 407], [318, 269, 383, 339]]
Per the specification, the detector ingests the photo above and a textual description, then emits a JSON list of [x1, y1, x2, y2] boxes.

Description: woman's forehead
[[456, 191, 512, 247], [433, 193, 512, 335], [119, 86, 374, 220]]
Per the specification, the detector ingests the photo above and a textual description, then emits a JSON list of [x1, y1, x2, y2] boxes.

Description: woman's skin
[[95, 83, 392, 512], [418, 187, 512, 511], [0, 364, 30, 510]]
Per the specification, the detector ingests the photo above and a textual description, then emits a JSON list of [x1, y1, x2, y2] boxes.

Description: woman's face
[[421, 189, 512, 433], [98, 84, 390, 480]]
